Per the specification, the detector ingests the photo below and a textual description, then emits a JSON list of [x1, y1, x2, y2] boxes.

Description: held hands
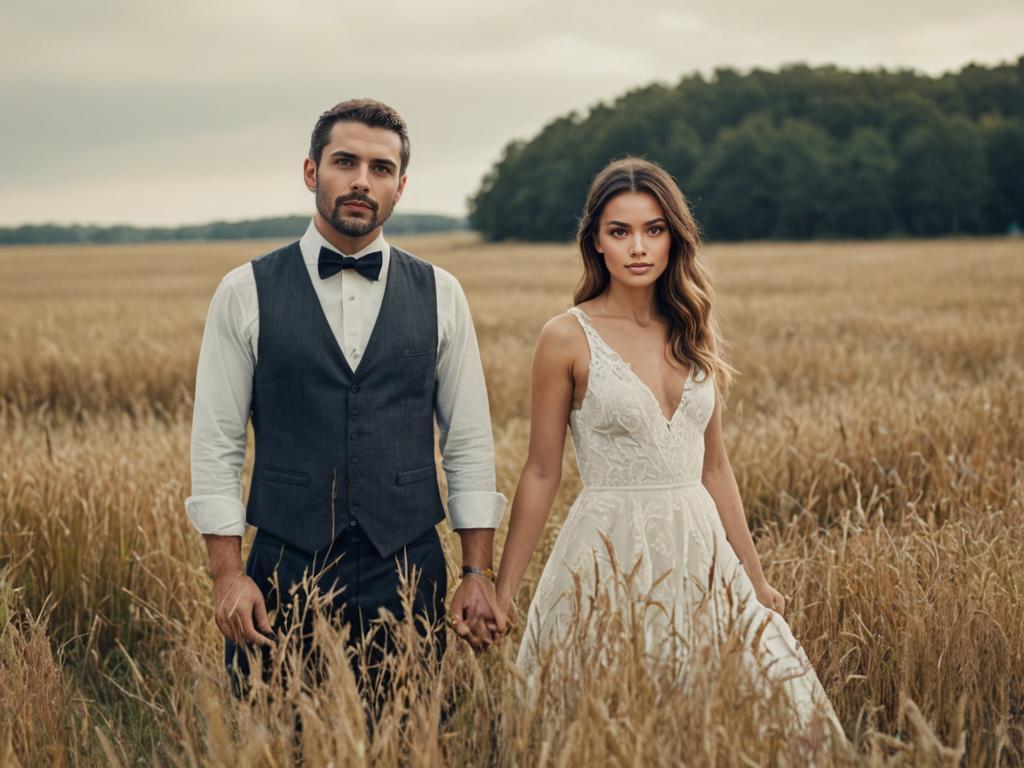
[[212, 568, 277, 650], [448, 573, 511, 654]]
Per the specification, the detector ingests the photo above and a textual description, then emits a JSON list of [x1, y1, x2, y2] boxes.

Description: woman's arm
[[701, 393, 785, 613], [495, 315, 580, 615]]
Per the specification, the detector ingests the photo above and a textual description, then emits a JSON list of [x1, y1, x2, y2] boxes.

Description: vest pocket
[[403, 347, 433, 357], [263, 466, 310, 486], [396, 464, 436, 485]]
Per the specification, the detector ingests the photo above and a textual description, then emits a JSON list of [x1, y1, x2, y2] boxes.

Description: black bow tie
[[317, 247, 383, 282]]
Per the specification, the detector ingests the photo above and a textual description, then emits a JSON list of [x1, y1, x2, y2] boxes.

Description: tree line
[[469, 58, 1024, 242], [0, 213, 466, 245]]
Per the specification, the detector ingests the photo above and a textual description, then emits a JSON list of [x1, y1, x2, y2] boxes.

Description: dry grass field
[[0, 233, 1022, 766]]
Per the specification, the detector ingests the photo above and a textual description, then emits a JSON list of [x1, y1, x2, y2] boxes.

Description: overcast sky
[[2, 0, 1021, 226]]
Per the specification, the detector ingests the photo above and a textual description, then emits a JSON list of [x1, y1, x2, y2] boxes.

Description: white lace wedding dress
[[515, 307, 843, 737]]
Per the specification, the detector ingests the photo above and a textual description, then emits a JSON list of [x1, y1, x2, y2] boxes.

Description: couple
[[186, 98, 842, 736]]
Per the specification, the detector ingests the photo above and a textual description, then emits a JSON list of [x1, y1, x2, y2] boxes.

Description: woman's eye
[[648, 226, 664, 235], [611, 228, 627, 237]]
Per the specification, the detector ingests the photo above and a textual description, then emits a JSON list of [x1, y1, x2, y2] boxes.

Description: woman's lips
[[626, 263, 653, 275]]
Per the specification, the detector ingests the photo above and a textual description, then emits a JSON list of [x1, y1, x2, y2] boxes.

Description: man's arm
[[433, 269, 508, 650], [187, 266, 273, 648]]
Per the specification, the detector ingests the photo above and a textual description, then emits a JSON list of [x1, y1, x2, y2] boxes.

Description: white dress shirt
[[186, 218, 507, 537]]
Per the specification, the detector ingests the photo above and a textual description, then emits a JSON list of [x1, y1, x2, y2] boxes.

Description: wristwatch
[[462, 565, 495, 582]]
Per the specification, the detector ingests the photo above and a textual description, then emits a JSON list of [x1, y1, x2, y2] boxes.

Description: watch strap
[[462, 565, 495, 581]]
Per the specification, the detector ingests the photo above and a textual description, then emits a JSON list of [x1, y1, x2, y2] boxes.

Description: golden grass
[[0, 234, 1022, 765]]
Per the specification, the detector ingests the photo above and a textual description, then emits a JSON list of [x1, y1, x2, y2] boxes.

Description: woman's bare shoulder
[[540, 311, 586, 342], [535, 311, 588, 362]]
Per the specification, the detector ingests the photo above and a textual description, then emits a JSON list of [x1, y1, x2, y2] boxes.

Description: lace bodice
[[567, 307, 716, 488]]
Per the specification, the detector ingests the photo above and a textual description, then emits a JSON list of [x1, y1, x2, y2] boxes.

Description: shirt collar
[[299, 217, 390, 267]]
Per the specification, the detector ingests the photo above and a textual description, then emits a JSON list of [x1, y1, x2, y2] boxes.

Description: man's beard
[[316, 183, 396, 238]]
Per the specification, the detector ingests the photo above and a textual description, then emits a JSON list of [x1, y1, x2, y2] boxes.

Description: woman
[[493, 157, 843, 736]]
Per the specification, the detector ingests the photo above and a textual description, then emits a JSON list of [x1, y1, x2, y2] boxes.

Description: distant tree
[[978, 114, 1024, 231], [832, 128, 898, 237], [468, 58, 1024, 241], [690, 113, 780, 240], [690, 115, 835, 240], [671, 75, 714, 144], [947, 58, 1024, 121], [468, 140, 526, 240], [771, 119, 837, 239], [883, 92, 944, 145], [0, 213, 466, 245], [894, 114, 990, 234]]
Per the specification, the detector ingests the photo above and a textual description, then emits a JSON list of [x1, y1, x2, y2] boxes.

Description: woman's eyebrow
[[605, 218, 666, 226]]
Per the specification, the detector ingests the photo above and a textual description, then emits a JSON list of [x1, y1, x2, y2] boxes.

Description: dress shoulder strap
[[566, 306, 597, 343], [567, 306, 617, 366]]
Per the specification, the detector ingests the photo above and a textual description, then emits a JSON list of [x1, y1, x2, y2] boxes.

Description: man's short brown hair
[[309, 98, 411, 174]]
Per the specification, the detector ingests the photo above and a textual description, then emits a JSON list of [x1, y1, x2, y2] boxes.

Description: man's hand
[[449, 575, 508, 654], [203, 534, 275, 649], [213, 569, 276, 649], [450, 528, 507, 653]]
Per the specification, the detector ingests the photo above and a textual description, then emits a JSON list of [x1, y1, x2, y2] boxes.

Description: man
[[186, 99, 508, 700]]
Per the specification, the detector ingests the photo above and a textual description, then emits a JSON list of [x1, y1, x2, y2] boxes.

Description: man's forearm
[[456, 528, 495, 571], [203, 534, 244, 579]]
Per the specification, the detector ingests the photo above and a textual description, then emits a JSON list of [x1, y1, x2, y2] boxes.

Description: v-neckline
[[573, 307, 692, 428]]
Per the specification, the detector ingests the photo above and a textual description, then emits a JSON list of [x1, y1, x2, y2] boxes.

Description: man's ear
[[303, 157, 317, 192]]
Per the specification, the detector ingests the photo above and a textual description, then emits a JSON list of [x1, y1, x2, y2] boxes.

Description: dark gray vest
[[246, 241, 444, 558]]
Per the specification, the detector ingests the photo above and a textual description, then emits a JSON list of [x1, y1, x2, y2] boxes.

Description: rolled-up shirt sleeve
[[184, 264, 257, 537], [434, 268, 508, 529]]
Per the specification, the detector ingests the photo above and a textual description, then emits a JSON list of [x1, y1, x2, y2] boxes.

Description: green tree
[[894, 115, 990, 234], [467, 59, 1024, 241], [832, 128, 898, 237], [978, 114, 1024, 231], [772, 119, 837, 239], [691, 113, 780, 240]]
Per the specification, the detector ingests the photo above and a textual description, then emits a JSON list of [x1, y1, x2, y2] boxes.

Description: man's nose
[[351, 163, 371, 192]]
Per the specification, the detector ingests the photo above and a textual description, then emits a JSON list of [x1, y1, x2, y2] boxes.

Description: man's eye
[[373, 165, 391, 174], [337, 158, 352, 166]]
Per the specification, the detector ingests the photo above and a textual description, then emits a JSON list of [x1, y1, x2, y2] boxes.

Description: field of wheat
[[0, 233, 1022, 766]]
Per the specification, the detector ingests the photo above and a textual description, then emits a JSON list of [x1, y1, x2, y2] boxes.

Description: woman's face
[[594, 191, 671, 289]]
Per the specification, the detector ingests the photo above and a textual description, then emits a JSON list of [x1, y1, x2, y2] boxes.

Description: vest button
[[349, 519, 358, 528], [350, 384, 360, 393], [351, 477, 360, 486], [351, 408, 360, 418], [350, 432, 359, 441], [351, 504, 360, 513], [351, 456, 360, 464]]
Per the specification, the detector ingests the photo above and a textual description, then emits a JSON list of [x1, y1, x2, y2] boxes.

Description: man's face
[[305, 120, 407, 239]]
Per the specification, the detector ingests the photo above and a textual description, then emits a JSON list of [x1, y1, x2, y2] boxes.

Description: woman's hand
[[496, 587, 514, 622], [754, 582, 786, 615]]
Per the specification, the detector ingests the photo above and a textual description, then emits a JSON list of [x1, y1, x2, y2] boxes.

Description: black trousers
[[225, 521, 448, 705]]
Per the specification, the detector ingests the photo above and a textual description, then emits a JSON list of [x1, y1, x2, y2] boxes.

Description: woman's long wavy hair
[[574, 157, 737, 394]]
